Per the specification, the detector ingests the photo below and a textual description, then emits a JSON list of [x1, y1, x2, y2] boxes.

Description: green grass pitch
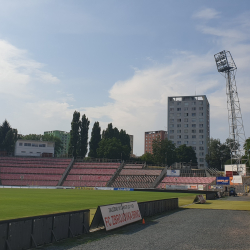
[[0, 188, 195, 221]]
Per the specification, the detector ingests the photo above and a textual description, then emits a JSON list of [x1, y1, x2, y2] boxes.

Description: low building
[[15, 140, 55, 157], [44, 130, 70, 157], [144, 130, 168, 154]]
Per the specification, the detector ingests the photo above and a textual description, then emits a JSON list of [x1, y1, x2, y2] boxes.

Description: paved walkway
[[41, 208, 250, 250]]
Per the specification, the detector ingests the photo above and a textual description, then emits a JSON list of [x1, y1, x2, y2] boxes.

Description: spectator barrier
[[0, 209, 90, 250]]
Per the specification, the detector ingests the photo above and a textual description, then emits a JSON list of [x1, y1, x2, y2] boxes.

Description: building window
[[199, 129, 204, 133], [199, 135, 203, 139], [177, 135, 181, 139], [184, 129, 188, 133], [184, 102, 188, 106], [177, 130, 181, 133], [184, 118, 188, 122], [177, 124, 181, 127], [170, 113, 174, 117], [21, 151, 26, 153], [177, 141, 181, 145], [192, 119, 196, 122], [192, 135, 196, 139], [184, 124, 188, 128], [170, 130, 174, 134], [184, 141, 188, 145], [19, 143, 23, 146], [184, 113, 188, 116], [192, 124, 196, 128], [177, 113, 181, 117], [177, 119, 181, 122], [170, 119, 174, 123], [170, 136, 174, 139], [192, 107, 196, 111], [184, 107, 188, 111], [192, 113, 196, 116], [24, 143, 31, 146], [199, 158, 204, 162], [199, 147, 204, 150], [184, 135, 188, 139], [176, 102, 181, 105], [200, 164, 204, 167], [32, 143, 38, 147], [199, 113, 203, 116], [170, 108, 174, 111], [199, 141, 204, 145], [177, 108, 181, 111], [192, 101, 196, 105], [192, 130, 196, 133], [199, 152, 204, 156], [199, 101, 203, 105], [199, 107, 203, 110], [199, 118, 203, 122], [199, 124, 203, 128], [170, 124, 174, 127], [192, 147, 196, 150], [39, 144, 46, 147], [192, 141, 196, 145]]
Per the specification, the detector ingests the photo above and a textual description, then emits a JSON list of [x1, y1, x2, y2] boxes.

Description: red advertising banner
[[100, 201, 142, 231]]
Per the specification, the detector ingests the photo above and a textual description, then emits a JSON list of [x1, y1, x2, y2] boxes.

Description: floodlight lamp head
[[214, 50, 237, 73]]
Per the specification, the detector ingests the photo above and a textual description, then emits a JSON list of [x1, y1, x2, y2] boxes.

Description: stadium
[[0, 155, 250, 250]]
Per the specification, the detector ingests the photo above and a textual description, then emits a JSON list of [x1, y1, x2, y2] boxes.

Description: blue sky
[[1, 0, 250, 155]]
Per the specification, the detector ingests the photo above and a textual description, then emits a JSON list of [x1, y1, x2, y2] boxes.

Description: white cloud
[[193, 8, 220, 20]]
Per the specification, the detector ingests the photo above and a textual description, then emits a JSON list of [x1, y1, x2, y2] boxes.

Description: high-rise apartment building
[[144, 130, 168, 154], [44, 130, 70, 157], [129, 135, 134, 156], [168, 95, 210, 168]]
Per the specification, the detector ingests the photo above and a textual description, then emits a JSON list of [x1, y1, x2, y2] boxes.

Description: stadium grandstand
[[0, 156, 71, 186], [63, 161, 121, 187], [0, 156, 226, 190]]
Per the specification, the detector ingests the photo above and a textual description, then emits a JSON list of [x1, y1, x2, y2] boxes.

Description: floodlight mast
[[214, 50, 246, 164]]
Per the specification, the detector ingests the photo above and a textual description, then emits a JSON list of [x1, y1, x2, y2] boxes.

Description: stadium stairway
[[57, 157, 74, 186], [106, 161, 125, 187], [152, 165, 169, 188]]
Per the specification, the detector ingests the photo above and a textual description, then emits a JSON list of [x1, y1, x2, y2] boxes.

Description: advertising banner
[[166, 185, 188, 190], [230, 175, 242, 185], [166, 170, 180, 177], [95, 187, 114, 190], [216, 177, 230, 185], [198, 185, 204, 191], [100, 201, 141, 231], [114, 188, 134, 191]]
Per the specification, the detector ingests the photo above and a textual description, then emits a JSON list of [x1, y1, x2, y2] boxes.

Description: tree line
[[68, 111, 131, 160], [139, 138, 197, 167]]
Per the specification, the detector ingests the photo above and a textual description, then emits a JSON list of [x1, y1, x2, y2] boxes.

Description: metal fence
[[138, 198, 178, 217], [0, 209, 90, 250]]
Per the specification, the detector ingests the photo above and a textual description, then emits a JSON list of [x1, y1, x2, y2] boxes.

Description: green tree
[[89, 122, 101, 158], [42, 134, 63, 157], [140, 152, 154, 164], [79, 114, 90, 157], [22, 134, 42, 140], [68, 111, 81, 157], [97, 137, 130, 159], [97, 123, 131, 160], [175, 144, 197, 164], [0, 120, 17, 154], [152, 138, 176, 166], [205, 138, 231, 170]]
